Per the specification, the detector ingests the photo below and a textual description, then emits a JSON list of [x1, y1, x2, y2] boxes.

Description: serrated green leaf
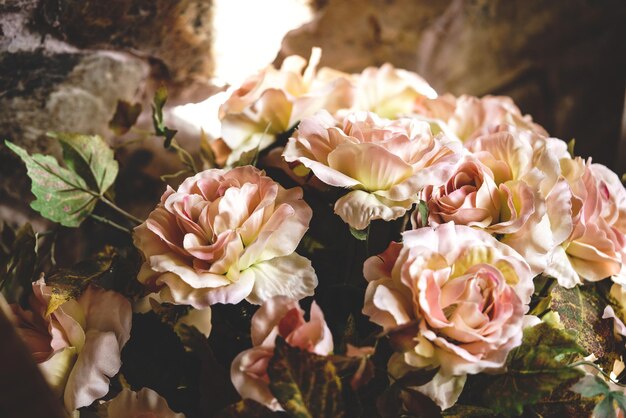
[[45, 246, 117, 315], [483, 322, 585, 416], [109, 100, 142, 135], [5, 141, 97, 227], [51, 132, 118, 195], [571, 375, 610, 398], [151, 86, 177, 148], [215, 399, 285, 418], [268, 338, 344, 418], [550, 284, 619, 370]]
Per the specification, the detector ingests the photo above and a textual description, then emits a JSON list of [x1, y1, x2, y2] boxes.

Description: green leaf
[[151, 86, 178, 148], [482, 322, 585, 416], [5, 141, 97, 227], [612, 392, 626, 415], [550, 284, 620, 370], [570, 375, 610, 398], [44, 246, 117, 315], [51, 132, 119, 195], [231, 146, 260, 168], [267, 338, 344, 418], [109, 100, 142, 135], [215, 399, 285, 418], [349, 226, 368, 241], [417, 200, 429, 226], [595, 396, 618, 418]]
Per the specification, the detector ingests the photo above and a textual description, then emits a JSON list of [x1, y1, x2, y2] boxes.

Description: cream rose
[[283, 110, 460, 230], [363, 223, 533, 408], [11, 278, 132, 412], [230, 296, 333, 410], [545, 159, 626, 287], [350, 63, 437, 119], [413, 94, 547, 143], [218, 48, 353, 165], [134, 166, 317, 307]]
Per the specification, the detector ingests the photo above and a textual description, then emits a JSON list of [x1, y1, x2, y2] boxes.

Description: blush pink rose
[[217, 48, 353, 165], [230, 296, 333, 410], [283, 110, 460, 230], [363, 223, 533, 408], [134, 166, 317, 307], [413, 94, 547, 143], [545, 159, 626, 287], [11, 278, 131, 412], [444, 127, 574, 276]]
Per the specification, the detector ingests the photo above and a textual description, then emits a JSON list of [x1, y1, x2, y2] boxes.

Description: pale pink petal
[[230, 347, 281, 411], [334, 190, 412, 230], [64, 331, 123, 410], [250, 296, 302, 347], [246, 253, 318, 305]]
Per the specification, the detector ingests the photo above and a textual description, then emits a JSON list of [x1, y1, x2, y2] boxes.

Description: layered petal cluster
[[413, 94, 547, 143], [363, 223, 533, 408], [283, 110, 460, 229], [545, 159, 626, 287], [98, 387, 184, 418], [350, 63, 437, 119], [134, 166, 317, 308], [230, 296, 333, 410], [11, 278, 131, 412], [415, 126, 571, 276], [218, 48, 353, 164]]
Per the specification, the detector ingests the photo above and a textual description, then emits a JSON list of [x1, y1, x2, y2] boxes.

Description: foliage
[[151, 86, 178, 148], [268, 338, 345, 418], [481, 322, 585, 416], [109, 100, 142, 135]]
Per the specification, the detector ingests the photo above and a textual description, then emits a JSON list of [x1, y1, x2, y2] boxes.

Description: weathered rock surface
[[0, 0, 216, 226], [278, 0, 626, 170]]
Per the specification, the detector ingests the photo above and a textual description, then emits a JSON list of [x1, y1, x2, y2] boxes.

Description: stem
[[569, 361, 626, 386], [98, 197, 143, 225], [89, 214, 133, 234], [171, 141, 199, 174]]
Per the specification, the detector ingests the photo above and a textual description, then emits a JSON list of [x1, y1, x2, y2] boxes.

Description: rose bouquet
[[3, 48, 626, 417]]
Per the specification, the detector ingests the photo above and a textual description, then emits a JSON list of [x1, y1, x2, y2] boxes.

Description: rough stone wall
[[279, 0, 626, 171], [0, 0, 215, 227]]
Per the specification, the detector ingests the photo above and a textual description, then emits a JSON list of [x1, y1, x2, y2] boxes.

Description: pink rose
[[414, 94, 547, 143], [441, 127, 573, 276], [134, 166, 317, 307], [416, 156, 501, 228], [283, 110, 460, 230], [363, 223, 533, 408], [230, 296, 333, 410], [11, 278, 131, 412], [545, 159, 626, 286], [218, 48, 353, 165]]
